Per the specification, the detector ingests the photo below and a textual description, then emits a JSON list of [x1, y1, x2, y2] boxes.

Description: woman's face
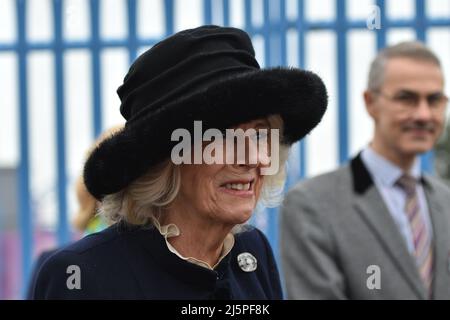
[[175, 118, 273, 227]]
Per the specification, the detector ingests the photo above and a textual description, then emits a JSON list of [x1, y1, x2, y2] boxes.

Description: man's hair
[[367, 41, 442, 92]]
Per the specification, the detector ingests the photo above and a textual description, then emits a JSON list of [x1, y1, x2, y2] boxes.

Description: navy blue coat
[[26, 248, 59, 299], [32, 222, 283, 299]]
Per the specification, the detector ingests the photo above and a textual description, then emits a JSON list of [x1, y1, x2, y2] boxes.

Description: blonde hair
[[100, 160, 181, 225], [100, 115, 290, 226], [72, 124, 124, 231]]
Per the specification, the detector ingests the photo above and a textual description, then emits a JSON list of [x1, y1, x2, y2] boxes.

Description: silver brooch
[[237, 252, 257, 272]]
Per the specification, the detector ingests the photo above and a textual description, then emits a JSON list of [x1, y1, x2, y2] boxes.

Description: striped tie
[[396, 174, 434, 297]]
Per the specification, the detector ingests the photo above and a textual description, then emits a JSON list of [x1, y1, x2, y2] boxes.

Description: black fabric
[[350, 153, 374, 194], [83, 25, 328, 199], [31, 223, 283, 300], [350, 152, 428, 194], [117, 25, 259, 121], [26, 248, 59, 299]]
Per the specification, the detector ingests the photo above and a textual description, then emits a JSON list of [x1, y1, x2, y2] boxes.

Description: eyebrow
[[230, 120, 270, 131], [396, 89, 444, 96], [253, 120, 271, 128]]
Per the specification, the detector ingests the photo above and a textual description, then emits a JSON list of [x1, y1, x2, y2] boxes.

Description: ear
[[364, 90, 378, 120]]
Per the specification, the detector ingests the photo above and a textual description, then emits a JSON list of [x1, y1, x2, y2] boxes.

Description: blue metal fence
[[1, 0, 449, 297]]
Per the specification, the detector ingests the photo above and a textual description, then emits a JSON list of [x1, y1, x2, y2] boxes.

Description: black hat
[[84, 25, 328, 200]]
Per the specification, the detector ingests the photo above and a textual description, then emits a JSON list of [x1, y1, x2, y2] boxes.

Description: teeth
[[224, 183, 251, 191]]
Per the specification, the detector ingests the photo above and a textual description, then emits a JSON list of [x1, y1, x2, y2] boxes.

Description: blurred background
[[0, 0, 449, 299]]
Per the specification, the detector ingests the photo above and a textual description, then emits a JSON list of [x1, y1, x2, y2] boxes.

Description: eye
[[394, 93, 417, 106], [428, 94, 446, 107], [251, 130, 268, 142]]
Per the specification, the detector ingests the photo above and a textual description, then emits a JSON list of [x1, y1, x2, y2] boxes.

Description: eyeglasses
[[375, 90, 448, 114]]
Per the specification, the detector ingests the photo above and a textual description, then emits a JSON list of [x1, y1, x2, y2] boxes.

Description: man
[[280, 42, 450, 299]]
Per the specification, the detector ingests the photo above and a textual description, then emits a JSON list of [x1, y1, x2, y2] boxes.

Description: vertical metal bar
[[263, 0, 271, 67], [204, 0, 212, 25], [244, 0, 252, 35], [279, 0, 286, 66], [267, 0, 282, 66], [53, 0, 69, 246], [415, 0, 434, 173], [298, 0, 306, 179], [376, 0, 386, 49], [90, 0, 103, 138], [337, 0, 349, 163], [223, 0, 230, 26], [415, 0, 426, 41], [165, 0, 175, 36], [127, 0, 138, 64], [16, 0, 33, 296]]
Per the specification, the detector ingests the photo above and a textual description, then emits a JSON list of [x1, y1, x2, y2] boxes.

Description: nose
[[234, 136, 270, 169]]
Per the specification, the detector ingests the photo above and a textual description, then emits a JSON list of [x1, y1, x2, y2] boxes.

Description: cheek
[[380, 114, 405, 135], [180, 179, 219, 215], [434, 117, 446, 133], [254, 177, 265, 198], [180, 165, 216, 196], [196, 171, 225, 209]]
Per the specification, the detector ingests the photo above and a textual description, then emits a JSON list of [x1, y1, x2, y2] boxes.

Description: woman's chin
[[222, 208, 254, 225]]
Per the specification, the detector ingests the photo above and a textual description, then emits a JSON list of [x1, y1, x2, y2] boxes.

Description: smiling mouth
[[220, 179, 255, 192], [405, 128, 434, 135]]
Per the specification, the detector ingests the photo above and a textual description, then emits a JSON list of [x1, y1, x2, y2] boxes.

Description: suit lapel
[[351, 154, 427, 299], [422, 176, 450, 299]]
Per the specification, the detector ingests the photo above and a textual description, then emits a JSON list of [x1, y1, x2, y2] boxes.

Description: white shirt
[[361, 146, 433, 254], [149, 216, 235, 270]]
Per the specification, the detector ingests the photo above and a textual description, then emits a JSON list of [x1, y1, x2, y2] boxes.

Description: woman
[[33, 25, 327, 299]]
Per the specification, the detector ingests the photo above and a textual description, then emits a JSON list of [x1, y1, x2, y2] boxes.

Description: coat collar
[[360, 147, 421, 188], [350, 153, 428, 299], [350, 152, 373, 194], [351, 152, 431, 194]]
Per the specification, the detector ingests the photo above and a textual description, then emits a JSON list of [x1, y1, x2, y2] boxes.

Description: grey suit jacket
[[280, 154, 450, 299]]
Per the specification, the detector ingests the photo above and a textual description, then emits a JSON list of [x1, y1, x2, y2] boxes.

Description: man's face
[[366, 57, 447, 158]]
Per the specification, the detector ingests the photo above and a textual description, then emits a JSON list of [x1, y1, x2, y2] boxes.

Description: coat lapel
[[422, 176, 450, 299], [350, 154, 427, 299]]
